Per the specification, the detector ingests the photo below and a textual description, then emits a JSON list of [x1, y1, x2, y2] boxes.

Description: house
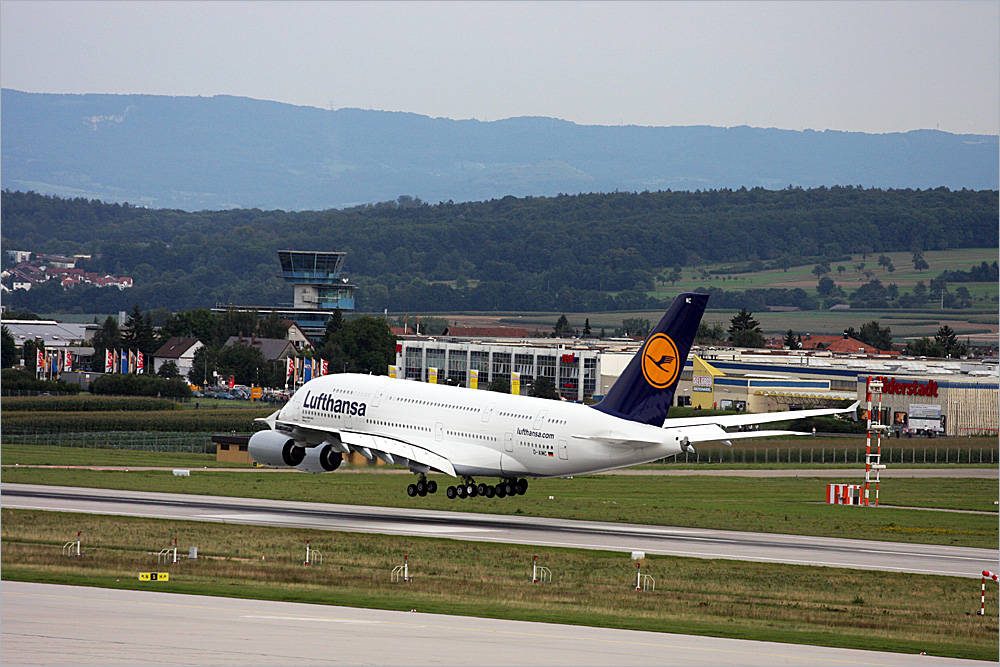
[[224, 336, 297, 362], [153, 337, 204, 378], [799, 333, 882, 354]]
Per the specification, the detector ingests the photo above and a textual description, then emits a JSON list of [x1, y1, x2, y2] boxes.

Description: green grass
[[2, 509, 995, 661], [1, 443, 245, 468], [3, 467, 994, 548]]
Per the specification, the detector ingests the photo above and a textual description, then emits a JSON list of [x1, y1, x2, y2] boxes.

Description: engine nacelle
[[248, 430, 305, 468], [295, 443, 344, 473]]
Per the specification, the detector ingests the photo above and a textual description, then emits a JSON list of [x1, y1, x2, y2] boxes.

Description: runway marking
[[3, 587, 926, 666], [241, 614, 387, 624]]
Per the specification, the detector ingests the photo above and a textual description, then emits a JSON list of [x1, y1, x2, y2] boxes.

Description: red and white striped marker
[[980, 570, 998, 616]]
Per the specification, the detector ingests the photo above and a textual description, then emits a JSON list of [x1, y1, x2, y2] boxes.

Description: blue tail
[[593, 292, 708, 427]]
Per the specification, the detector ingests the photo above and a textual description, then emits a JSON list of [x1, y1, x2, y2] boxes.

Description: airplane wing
[[663, 401, 860, 429], [271, 418, 458, 477]]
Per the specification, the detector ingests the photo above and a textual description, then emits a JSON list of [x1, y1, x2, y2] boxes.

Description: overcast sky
[[2, 1, 997, 135]]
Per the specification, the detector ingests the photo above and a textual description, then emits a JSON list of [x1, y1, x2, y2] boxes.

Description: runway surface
[[1, 581, 989, 666], [3, 483, 995, 578]]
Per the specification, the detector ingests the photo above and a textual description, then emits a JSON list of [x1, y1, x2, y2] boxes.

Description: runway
[[1, 581, 989, 666], [3, 483, 995, 578]]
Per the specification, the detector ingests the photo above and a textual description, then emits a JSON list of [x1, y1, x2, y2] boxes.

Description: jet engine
[[248, 430, 305, 468], [295, 443, 344, 473]]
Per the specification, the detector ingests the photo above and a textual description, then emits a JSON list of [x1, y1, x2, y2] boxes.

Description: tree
[[91, 315, 121, 371], [782, 329, 799, 349], [321, 309, 344, 345], [695, 321, 726, 344], [582, 318, 592, 337], [728, 308, 765, 348], [912, 250, 929, 272], [488, 375, 510, 394], [528, 377, 559, 399], [156, 360, 181, 378], [857, 320, 893, 351], [934, 325, 967, 357], [836, 265, 846, 275], [328, 317, 396, 374], [617, 317, 651, 337], [553, 315, 575, 338], [218, 341, 268, 386], [120, 304, 157, 369], [817, 276, 836, 297], [2, 325, 19, 368], [667, 266, 682, 285], [811, 262, 830, 278], [877, 254, 891, 269], [257, 311, 289, 339], [189, 344, 220, 386]]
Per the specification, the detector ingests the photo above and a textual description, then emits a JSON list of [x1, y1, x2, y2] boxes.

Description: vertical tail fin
[[593, 292, 708, 426]]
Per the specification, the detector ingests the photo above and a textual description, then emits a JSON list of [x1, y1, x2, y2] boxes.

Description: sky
[[1, 1, 998, 135]]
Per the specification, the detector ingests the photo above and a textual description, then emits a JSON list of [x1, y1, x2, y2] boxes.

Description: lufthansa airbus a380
[[249, 293, 858, 499]]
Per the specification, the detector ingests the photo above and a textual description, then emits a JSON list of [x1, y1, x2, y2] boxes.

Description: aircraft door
[[504, 432, 513, 453], [533, 410, 548, 429], [373, 387, 386, 407], [482, 402, 496, 423], [435, 422, 444, 441], [558, 439, 568, 460]]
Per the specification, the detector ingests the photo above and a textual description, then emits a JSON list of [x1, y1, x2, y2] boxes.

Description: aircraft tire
[[416, 480, 426, 495], [446, 486, 457, 499], [516, 478, 528, 495], [427, 480, 438, 494], [484, 485, 495, 498], [467, 484, 478, 497], [495, 484, 506, 498], [503, 481, 515, 496], [476, 483, 488, 496], [406, 484, 417, 497], [456, 485, 467, 499]]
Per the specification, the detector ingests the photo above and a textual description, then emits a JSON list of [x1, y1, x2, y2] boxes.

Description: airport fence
[[661, 440, 997, 465], [3, 430, 218, 454]]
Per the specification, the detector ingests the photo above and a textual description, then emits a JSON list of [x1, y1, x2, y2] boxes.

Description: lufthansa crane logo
[[641, 334, 680, 388]]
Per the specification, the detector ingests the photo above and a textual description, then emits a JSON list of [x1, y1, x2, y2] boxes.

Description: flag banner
[[64, 350, 73, 372], [286, 357, 295, 377], [37, 348, 45, 376], [320, 359, 329, 376], [511, 372, 520, 395], [388, 365, 397, 379], [136, 351, 144, 373], [105, 349, 114, 373], [129, 350, 136, 374], [428, 367, 438, 384], [469, 369, 478, 390], [303, 359, 313, 383]]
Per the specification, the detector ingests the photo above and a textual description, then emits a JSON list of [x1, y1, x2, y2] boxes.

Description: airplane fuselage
[[278, 373, 685, 478]]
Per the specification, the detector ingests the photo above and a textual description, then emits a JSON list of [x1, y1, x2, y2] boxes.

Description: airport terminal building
[[395, 335, 999, 436]]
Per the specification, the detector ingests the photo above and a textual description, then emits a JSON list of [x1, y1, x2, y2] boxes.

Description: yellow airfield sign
[[138, 572, 169, 581]]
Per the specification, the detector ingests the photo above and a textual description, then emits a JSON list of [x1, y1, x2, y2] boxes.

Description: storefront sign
[[875, 376, 938, 397]]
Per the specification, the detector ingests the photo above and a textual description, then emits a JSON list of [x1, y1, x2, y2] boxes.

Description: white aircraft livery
[[250, 293, 858, 499]]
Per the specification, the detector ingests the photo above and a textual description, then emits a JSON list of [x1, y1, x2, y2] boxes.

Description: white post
[[636, 562, 642, 591], [173, 537, 178, 564], [305, 539, 311, 566], [404, 554, 409, 582], [76, 531, 82, 557], [533, 555, 538, 584]]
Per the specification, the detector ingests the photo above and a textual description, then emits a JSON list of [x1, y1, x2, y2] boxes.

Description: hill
[[2, 89, 998, 211], [2, 189, 996, 317]]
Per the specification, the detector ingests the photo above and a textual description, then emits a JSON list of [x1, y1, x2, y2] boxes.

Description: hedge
[[1, 369, 82, 394], [91, 374, 192, 398], [1, 408, 274, 433], [1, 396, 182, 412]]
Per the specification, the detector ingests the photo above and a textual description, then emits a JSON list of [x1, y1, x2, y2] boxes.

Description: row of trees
[[3, 187, 996, 314]]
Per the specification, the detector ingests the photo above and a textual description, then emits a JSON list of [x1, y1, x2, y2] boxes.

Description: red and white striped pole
[[980, 570, 998, 616], [864, 376, 872, 506]]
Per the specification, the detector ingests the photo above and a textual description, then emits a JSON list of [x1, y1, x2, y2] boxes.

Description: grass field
[[3, 465, 994, 548], [2, 508, 995, 661]]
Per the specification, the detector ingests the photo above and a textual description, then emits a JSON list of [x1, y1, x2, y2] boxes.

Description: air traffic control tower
[[276, 250, 355, 339]]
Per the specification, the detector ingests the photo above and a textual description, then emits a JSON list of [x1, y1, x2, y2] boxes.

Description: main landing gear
[[406, 474, 438, 497], [444, 477, 528, 500]]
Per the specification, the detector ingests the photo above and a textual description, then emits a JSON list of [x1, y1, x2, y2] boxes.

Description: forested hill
[[2, 188, 997, 314], [2, 89, 998, 211]]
